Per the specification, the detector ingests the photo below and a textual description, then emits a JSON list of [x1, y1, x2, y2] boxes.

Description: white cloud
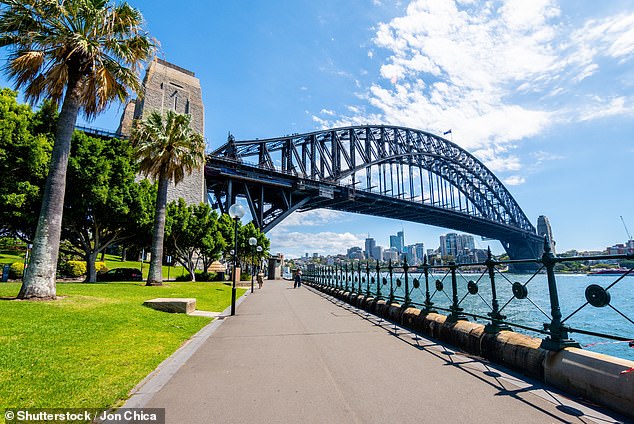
[[276, 209, 348, 228], [319, 108, 336, 116], [314, 0, 634, 182], [503, 175, 526, 186], [267, 210, 365, 257], [269, 228, 365, 258]]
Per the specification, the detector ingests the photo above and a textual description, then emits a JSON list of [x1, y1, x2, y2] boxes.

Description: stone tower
[[118, 58, 206, 205], [537, 215, 556, 253]]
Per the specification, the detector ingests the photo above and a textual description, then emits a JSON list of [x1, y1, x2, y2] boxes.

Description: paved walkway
[[126, 280, 625, 424]]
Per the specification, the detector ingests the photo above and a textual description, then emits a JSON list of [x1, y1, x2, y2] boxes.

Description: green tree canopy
[[0, 0, 155, 299], [0, 88, 52, 239], [62, 131, 154, 282], [164, 200, 225, 281]]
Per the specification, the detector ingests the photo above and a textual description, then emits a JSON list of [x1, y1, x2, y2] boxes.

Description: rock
[[143, 298, 196, 314]]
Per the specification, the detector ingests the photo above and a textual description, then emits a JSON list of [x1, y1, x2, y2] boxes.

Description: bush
[[194, 271, 218, 282], [175, 273, 192, 282], [65, 260, 87, 277], [9, 262, 24, 279], [95, 261, 108, 274], [240, 272, 251, 281]]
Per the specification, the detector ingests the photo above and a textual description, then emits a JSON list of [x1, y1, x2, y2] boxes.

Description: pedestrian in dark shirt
[[294, 269, 302, 288]]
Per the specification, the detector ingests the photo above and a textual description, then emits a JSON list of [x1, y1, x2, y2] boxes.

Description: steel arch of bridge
[[207, 125, 543, 260]]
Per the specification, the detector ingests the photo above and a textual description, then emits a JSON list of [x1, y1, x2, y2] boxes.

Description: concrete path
[[130, 280, 626, 424]]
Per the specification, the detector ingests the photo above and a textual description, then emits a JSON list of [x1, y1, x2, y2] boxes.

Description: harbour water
[[336, 271, 633, 361]]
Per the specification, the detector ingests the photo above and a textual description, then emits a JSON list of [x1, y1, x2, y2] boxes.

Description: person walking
[[257, 272, 264, 289], [293, 269, 302, 288]]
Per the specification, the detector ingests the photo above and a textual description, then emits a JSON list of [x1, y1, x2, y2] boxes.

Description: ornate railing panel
[[304, 240, 634, 360]]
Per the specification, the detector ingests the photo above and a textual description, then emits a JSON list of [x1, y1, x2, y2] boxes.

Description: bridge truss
[[207, 125, 543, 260]]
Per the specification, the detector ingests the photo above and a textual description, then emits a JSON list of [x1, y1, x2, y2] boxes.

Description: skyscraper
[[365, 237, 376, 260], [390, 230, 405, 253]]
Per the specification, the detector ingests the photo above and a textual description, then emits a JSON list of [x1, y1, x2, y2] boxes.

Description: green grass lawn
[[0, 281, 244, 422], [0, 252, 22, 265]]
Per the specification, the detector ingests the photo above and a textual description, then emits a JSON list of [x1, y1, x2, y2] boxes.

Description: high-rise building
[[414, 243, 425, 262], [405, 245, 417, 264], [347, 246, 364, 260], [440, 233, 474, 258], [365, 237, 376, 260], [390, 230, 405, 253], [372, 245, 383, 261], [383, 247, 399, 262]]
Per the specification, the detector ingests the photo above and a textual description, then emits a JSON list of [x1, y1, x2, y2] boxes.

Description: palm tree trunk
[[18, 73, 82, 300], [147, 173, 169, 286]]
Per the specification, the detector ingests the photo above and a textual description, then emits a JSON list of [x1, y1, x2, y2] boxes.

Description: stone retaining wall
[[307, 282, 634, 419]]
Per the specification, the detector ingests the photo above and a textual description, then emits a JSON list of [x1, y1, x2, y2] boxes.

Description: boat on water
[[587, 268, 633, 276]]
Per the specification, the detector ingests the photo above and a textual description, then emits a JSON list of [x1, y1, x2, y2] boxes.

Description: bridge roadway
[[127, 281, 625, 423]]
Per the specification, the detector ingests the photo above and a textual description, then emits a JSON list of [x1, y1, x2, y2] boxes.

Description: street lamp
[[256, 245, 263, 288], [228, 203, 245, 316], [248, 237, 257, 293]]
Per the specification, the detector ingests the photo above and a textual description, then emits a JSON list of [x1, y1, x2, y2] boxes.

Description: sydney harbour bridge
[[206, 125, 544, 261]]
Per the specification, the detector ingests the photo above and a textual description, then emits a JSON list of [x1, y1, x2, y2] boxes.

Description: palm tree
[[0, 0, 155, 299], [131, 110, 205, 286]]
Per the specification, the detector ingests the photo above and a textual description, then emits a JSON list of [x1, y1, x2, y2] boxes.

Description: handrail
[[303, 239, 634, 357]]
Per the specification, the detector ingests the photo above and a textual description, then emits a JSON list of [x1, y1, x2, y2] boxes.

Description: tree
[[237, 221, 270, 269], [0, 0, 155, 299], [164, 200, 224, 281], [131, 110, 205, 286], [62, 132, 154, 282], [0, 89, 52, 240]]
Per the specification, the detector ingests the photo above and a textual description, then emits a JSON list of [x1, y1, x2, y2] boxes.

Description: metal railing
[[303, 239, 634, 355]]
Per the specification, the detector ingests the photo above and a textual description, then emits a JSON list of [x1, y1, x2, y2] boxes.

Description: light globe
[[228, 203, 245, 220]]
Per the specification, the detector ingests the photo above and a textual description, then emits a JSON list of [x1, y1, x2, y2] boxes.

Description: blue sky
[[3, 0, 634, 258]]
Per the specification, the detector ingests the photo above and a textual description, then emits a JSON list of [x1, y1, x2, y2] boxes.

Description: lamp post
[[256, 245, 263, 288], [228, 203, 245, 316], [248, 237, 257, 293]]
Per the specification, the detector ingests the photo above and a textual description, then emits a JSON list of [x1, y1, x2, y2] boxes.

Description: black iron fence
[[303, 239, 634, 356]]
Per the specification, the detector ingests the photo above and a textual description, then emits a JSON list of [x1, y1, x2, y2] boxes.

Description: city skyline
[[2, 1, 633, 258]]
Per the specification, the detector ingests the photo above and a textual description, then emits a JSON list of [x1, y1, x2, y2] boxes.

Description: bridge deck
[[126, 281, 624, 423]]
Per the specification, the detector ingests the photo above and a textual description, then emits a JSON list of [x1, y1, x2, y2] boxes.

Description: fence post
[[447, 262, 467, 322], [540, 237, 580, 350], [388, 259, 394, 304], [376, 260, 382, 299], [357, 260, 363, 294], [484, 248, 510, 333], [403, 255, 411, 307], [422, 255, 436, 314], [345, 263, 349, 292], [366, 261, 371, 296]]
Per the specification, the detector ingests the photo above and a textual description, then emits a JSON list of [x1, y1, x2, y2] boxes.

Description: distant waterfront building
[[440, 233, 475, 258], [372, 245, 383, 261], [606, 243, 634, 255], [414, 243, 425, 262], [390, 230, 405, 253], [347, 246, 364, 260], [383, 247, 400, 262], [537, 215, 556, 253], [365, 237, 376, 260], [397, 230, 405, 252]]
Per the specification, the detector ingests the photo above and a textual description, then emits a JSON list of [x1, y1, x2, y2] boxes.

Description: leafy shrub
[[65, 260, 87, 277], [95, 261, 108, 274], [194, 271, 218, 282], [175, 273, 193, 282], [9, 262, 24, 279], [240, 272, 251, 281]]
